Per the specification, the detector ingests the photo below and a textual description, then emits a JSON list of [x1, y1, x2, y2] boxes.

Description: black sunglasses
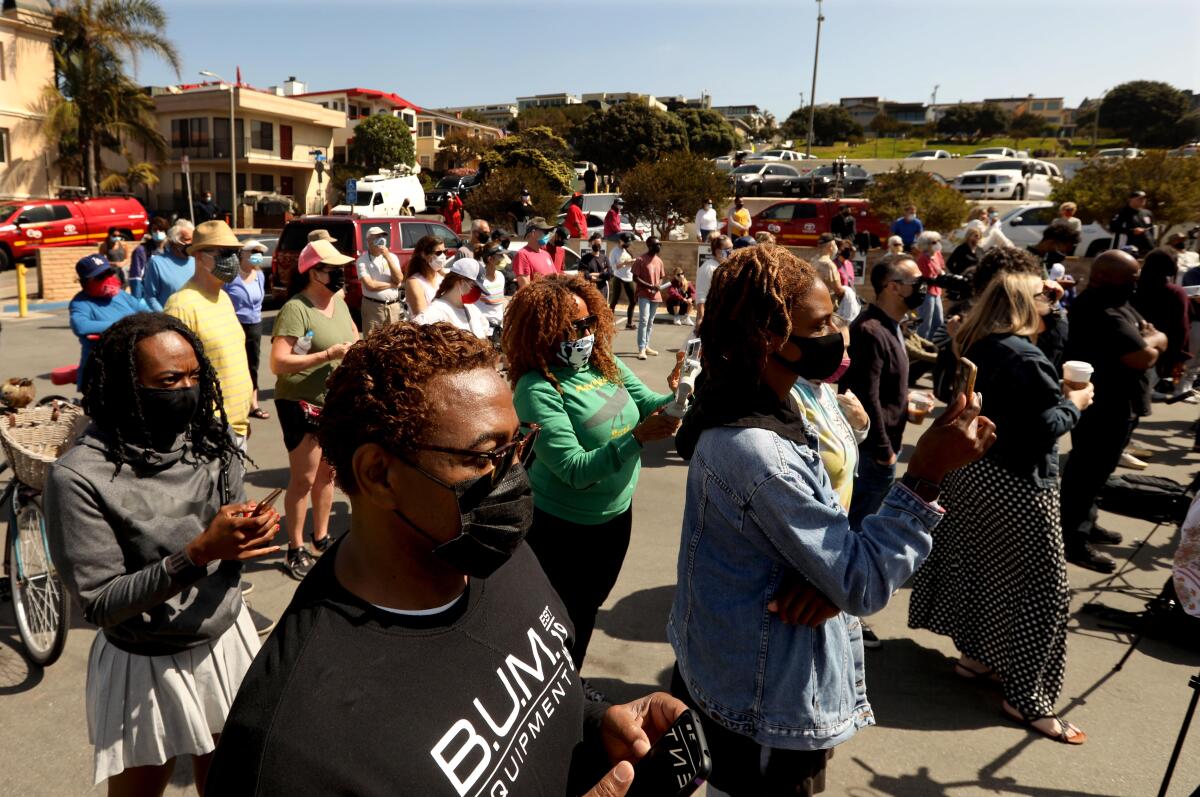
[[572, 314, 598, 337], [411, 424, 540, 486]]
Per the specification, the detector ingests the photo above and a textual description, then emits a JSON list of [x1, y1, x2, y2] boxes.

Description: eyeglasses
[[411, 424, 540, 486], [572, 314, 598, 337], [892, 277, 922, 286]]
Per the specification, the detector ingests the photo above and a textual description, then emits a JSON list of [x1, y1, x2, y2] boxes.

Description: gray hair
[[167, 219, 194, 245], [471, 219, 490, 233], [916, 230, 942, 252]]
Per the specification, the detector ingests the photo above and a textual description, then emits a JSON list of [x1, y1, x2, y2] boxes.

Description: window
[[51, 205, 73, 221], [1047, 100, 1060, 110], [252, 174, 274, 192], [427, 223, 460, 248], [0, 42, 5, 81], [17, 205, 54, 224], [759, 204, 794, 221], [251, 120, 273, 151], [213, 117, 231, 158], [170, 118, 209, 152], [792, 204, 819, 219], [349, 105, 360, 119], [1032, 101, 1045, 111], [436, 123, 447, 138], [1013, 207, 1056, 226], [0, 128, 8, 164], [280, 176, 294, 196], [400, 222, 429, 248], [419, 155, 432, 168], [418, 122, 433, 137]]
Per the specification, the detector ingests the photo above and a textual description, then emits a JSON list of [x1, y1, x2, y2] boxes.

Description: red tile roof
[[294, 88, 423, 113]]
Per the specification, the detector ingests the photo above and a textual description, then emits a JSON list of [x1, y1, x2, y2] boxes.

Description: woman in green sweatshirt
[[502, 275, 680, 680]]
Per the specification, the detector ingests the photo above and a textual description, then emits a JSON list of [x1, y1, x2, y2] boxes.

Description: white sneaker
[[645, 347, 659, 356], [637, 349, 648, 360], [1118, 452, 1148, 470], [673, 316, 682, 325], [685, 316, 695, 326]]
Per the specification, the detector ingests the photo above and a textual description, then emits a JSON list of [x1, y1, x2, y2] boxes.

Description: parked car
[[964, 146, 1028, 159], [1168, 143, 1199, 157], [424, 172, 483, 208], [554, 210, 650, 239], [801, 164, 871, 197], [725, 198, 889, 249], [753, 149, 816, 162], [1097, 147, 1143, 159], [730, 163, 806, 197], [0, 193, 147, 270], [269, 216, 461, 313], [952, 159, 1062, 200], [946, 202, 1112, 257], [904, 149, 952, 160]]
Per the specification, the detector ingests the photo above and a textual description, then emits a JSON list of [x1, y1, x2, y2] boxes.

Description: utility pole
[[804, 0, 824, 158]]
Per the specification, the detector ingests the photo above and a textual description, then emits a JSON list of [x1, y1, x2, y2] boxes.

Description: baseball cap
[[817, 232, 836, 245], [527, 217, 554, 232], [613, 197, 625, 206], [75, 253, 113, 281], [618, 232, 635, 244], [365, 226, 386, 236], [448, 257, 486, 287], [1129, 190, 1147, 198], [733, 236, 757, 249], [481, 245, 505, 260], [298, 239, 353, 273], [307, 229, 339, 243], [240, 239, 268, 253]]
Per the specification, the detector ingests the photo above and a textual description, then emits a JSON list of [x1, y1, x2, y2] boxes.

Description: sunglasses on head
[[572, 314, 598, 337], [410, 424, 541, 486]]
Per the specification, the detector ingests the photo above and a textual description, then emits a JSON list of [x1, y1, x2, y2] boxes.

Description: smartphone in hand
[[953, 357, 977, 402], [251, 487, 284, 517], [628, 709, 711, 797]]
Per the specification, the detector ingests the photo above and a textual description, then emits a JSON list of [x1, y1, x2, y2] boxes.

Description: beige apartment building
[[984, 95, 1068, 130], [0, 0, 55, 199], [292, 86, 420, 164], [142, 82, 343, 216], [414, 109, 504, 170]]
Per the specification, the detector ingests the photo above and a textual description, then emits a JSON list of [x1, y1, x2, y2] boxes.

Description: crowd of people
[[36, 180, 1198, 796]]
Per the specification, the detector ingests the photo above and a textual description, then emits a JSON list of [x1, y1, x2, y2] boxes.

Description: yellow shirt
[[165, 283, 252, 437], [730, 208, 751, 236], [790, 381, 860, 511]]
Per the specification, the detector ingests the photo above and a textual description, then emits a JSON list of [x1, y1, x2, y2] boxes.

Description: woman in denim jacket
[[669, 245, 996, 796]]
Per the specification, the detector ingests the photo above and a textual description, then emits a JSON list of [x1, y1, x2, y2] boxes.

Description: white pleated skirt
[[86, 602, 260, 784]]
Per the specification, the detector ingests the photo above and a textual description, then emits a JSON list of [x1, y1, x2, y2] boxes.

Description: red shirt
[[917, 251, 945, 297], [513, 247, 556, 281], [603, 208, 622, 237], [546, 245, 566, 272], [565, 205, 588, 239], [632, 254, 665, 301]]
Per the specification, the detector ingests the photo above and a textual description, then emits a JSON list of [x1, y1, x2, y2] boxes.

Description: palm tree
[[50, 0, 180, 195]]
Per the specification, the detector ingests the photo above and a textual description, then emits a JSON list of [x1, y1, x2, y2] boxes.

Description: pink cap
[[297, 239, 352, 273]]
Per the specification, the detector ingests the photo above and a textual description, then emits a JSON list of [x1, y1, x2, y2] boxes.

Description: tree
[[936, 104, 980, 138], [573, 103, 689, 175], [780, 105, 862, 146], [51, 0, 180, 196], [974, 103, 1011, 137], [864, 168, 968, 235], [1099, 81, 1192, 146], [674, 108, 739, 158], [619, 152, 729, 238], [1009, 112, 1051, 140], [433, 129, 488, 172], [869, 112, 903, 138], [347, 114, 415, 171], [1050, 151, 1200, 242], [507, 104, 594, 147], [100, 157, 160, 194], [480, 126, 574, 193], [462, 166, 560, 231]]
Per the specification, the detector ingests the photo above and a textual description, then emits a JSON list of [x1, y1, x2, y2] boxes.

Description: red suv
[[728, 198, 889, 249], [271, 216, 462, 311], [0, 194, 148, 269]]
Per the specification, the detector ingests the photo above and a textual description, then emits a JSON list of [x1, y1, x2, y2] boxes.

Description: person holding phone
[[207, 321, 688, 796], [670, 244, 995, 795], [503, 276, 682, 684], [44, 313, 281, 793], [909, 271, 1093, 745]]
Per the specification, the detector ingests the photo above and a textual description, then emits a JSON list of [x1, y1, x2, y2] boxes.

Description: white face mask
[[433, 253, 448, 269]]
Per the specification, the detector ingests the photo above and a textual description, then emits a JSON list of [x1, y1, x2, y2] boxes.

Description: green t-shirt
[[271, 293, 358, 405], [513, 358, 672, 525]]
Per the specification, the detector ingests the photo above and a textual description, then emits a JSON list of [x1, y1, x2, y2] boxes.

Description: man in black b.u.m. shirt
[[205, 323, 685, 797]]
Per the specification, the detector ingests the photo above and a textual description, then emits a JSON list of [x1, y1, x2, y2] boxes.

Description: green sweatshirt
[[513, 358, 673, 525]]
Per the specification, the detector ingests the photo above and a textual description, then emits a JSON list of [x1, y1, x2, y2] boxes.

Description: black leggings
[[608, 278, 636, 327], [525, 506, 632, 669], [241, 321, 262, 391]]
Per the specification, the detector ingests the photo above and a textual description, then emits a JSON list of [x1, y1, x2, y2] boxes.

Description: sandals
[[249, 407, 271, 420], [1002, 702, 1087, 745]]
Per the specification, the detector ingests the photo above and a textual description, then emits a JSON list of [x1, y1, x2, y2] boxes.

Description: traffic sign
[[345, 178, 357, 205]]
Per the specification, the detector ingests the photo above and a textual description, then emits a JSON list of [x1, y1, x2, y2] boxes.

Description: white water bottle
[[293, 330, 314, 355]]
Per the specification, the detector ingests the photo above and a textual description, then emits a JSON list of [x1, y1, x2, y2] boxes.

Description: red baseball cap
[[298, 239, 353, 273]]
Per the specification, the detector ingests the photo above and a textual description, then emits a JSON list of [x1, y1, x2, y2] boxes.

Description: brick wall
[[37, 246, 95, 302]]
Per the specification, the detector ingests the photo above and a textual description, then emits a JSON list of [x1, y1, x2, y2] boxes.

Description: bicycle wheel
[[8, 497, 69, 666]]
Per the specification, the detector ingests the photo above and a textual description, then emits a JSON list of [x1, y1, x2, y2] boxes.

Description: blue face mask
[[248, 253, 264, 266], [152, 231, 166, 242], [538, 233, 551, 246]]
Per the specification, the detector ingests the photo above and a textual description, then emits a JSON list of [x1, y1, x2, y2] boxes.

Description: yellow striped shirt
[[165, 284, 252, 437]]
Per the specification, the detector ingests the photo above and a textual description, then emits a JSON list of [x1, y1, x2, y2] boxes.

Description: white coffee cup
[[1062, 360, 1094, 387]]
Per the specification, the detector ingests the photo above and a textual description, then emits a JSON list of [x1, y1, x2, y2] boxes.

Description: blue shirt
[[890, 216, 924, 248], [222, 269, 265, 325], [142, 250, 194, 312], [68, 291, 148, 389]]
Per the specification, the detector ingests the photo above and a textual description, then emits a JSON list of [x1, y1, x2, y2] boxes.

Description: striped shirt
[[165, 284, 252, 437]]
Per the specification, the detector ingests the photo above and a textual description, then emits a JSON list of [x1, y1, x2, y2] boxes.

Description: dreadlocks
[[82, 313, 243, 473], [700, 244, 815, 385]]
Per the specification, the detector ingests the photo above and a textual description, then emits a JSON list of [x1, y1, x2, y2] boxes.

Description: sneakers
[[1066, 544, 1117, 574], [644, 347, 659, 356], [239, 579, 254, 596], [637, 349, 648, 360], [1125, 446, 1155, 459], [673, 315, 682, 326], [1089, 525, 1124, 545], [861, 624, 882, 649], [1118, 452, 1148, 470], [312, 534, 334, 556], [246, 603, 276, 636], [581, 679, 606, 703], [685, 316, 695, 326], [286, 546, 316, 581]]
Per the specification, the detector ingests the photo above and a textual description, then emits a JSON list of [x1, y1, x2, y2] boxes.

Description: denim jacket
[[667, 422, 942, 750]]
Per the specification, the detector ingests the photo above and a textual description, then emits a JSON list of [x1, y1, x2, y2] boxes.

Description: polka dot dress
[[908, 456, 1071, 719]]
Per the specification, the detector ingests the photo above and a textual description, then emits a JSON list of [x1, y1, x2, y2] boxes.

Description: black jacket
[[840, 303, 909, 462]]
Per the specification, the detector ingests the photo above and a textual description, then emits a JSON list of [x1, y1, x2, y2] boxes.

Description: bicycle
[[0, 400, 86, 666]]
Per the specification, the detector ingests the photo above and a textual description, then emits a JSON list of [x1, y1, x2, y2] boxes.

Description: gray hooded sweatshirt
[[45, 425, 247, 656]]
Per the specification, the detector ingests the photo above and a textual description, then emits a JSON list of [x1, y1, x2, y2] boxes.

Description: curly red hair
[[319, 321, 498, 493], [501, 274, 620, 392]]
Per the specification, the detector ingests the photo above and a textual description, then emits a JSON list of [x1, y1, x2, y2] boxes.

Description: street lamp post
[[200, 70, 236, 226], [804, 0, 825, 158]]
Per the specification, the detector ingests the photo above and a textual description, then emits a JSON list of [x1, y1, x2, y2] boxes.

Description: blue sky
[[136, 0, 1199, 120]]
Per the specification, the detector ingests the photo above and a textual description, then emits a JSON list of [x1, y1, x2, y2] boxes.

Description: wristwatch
[[901, 472, 941, 504]]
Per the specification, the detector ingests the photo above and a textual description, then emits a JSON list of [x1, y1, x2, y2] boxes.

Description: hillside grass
[[792, 136, 1124, 159]]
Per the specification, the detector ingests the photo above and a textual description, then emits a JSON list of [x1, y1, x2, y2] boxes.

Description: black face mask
[[318, 268, 345, 293], [773, 332, 846, 382], [902, 281, 928, 310], [135, 385, 200, 449], [394, 462, 533, 579]]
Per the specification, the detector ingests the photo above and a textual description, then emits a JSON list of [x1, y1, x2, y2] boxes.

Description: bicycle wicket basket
[[0, 403, 88, 492]]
